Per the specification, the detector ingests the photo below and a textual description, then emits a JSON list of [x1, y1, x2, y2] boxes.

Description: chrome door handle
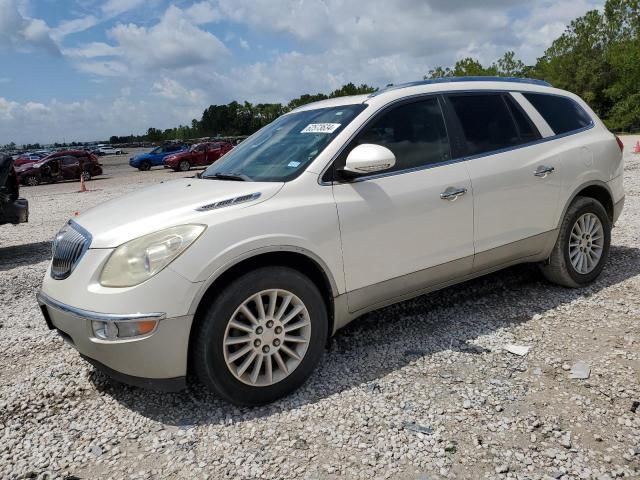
[[534, 165, 555, 178], [440, 187, 467, 201]]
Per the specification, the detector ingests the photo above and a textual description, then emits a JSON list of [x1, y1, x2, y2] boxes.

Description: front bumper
[[0, 197, 28, 224], [37, 291, 191, 391]]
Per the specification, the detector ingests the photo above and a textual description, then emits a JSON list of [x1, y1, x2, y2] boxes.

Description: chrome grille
[[51, 221, 91, 280]]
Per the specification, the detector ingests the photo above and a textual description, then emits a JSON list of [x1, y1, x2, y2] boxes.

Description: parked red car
[[163, 142, 233, 171], [15, 155, 103, 186], [14, 150, 98, 167]]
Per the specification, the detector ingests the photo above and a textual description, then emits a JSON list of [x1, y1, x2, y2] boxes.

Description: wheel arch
[[186, 248, 338, 375], [558, 181, 614, 226]]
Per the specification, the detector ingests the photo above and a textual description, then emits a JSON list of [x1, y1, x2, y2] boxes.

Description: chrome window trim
[[37, 291, 166, 323], [318, 89, 595, 186]]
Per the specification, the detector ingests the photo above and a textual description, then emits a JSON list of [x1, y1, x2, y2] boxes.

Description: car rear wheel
[[24, 176, 39, 187], [539, 196, 611, 287], [178, 160, 191, 172], [192, 266, 328, 405], [138, 160, 151, 171]]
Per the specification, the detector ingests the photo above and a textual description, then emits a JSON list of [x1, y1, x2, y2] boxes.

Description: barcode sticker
[[301, 123, 341, 134]]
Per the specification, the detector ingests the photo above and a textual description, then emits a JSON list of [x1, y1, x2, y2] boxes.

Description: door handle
[[534, 165, 555, 178], [440, 186, 467, 201]]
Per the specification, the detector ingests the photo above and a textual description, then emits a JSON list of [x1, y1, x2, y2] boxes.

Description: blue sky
[[0, 0, 604, 145]]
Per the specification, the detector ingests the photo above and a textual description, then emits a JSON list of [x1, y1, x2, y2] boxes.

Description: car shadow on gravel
[[91, 244, 640, 427], [0, 240, 51, 272]]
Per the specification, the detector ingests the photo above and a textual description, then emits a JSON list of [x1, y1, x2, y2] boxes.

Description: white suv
[[38, 78, 625, 405]]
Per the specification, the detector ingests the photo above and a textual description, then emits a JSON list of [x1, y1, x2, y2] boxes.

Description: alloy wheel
[[223, 289, 311, 387], [568, 212, 604, 274]]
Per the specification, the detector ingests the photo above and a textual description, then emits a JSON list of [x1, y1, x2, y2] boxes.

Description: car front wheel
[[138, 160, 151, 171], [540, 196, 611, 287], [24, 176, 39, 187], [193, 266, 327, 405], [179, 160, 191, 172]]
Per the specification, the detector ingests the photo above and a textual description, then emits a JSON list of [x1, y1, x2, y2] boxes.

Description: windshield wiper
[[203, 172, 251, 182]]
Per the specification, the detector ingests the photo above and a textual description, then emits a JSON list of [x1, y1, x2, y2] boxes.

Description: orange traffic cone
[[79, 174, 87, 193], [634, 141, 640, 154]]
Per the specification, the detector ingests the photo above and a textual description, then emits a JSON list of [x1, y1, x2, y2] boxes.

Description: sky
[[0, 0, 604, 145]]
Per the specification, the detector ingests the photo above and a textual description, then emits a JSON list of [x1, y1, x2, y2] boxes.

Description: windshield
[[150, 147, 162, 154], [202, 104, 366, 182]]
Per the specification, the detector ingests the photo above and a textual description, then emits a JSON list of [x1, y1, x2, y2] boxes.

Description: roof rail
[[370, 76, 552, 97]]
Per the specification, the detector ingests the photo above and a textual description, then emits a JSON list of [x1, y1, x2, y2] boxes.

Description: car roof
[[291, 77, 569, 113]]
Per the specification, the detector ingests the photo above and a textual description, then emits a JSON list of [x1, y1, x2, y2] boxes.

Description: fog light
[[92, 319, 157, 340]]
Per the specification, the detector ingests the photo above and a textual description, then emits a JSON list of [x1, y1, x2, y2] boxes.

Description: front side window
[[202, 104, 366, 182], [448, 94, 520, 156], [523, 93, 592, 135], [337, 97, 451, 175]]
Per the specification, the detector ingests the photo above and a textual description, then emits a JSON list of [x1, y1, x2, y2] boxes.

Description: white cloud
[[101, 0, 146, 17], [71, 5, 229, 74], [239, 38, 249, 50], [0, 0, 59, 54], [64, 41, 120, 58], [185, 1, 221, 24], [52, 15, 98, 42]]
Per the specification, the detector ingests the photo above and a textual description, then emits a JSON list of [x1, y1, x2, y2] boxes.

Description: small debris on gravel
[[1, 140, 640, 479], [503, 344, 531, 356], [569, 360, 591, 379]]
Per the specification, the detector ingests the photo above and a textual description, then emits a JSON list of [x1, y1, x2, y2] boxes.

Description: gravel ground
[[1, 138, 639, 479]]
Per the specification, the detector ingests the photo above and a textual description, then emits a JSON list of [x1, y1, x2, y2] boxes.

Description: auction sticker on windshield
[[301, 123, 341, 134]]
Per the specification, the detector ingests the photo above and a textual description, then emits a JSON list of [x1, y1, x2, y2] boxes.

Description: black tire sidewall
[[195, 267, 328, 405], [139, 161, 151, 171], [179, 160, 190, 171], [561, 199, 611, 285]]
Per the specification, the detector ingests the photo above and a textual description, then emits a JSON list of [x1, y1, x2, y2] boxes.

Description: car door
[[331, 96, 474, 313], [444, 92, 562, 271], [61, 157, 79, 179], [207, 143, 222, 164]]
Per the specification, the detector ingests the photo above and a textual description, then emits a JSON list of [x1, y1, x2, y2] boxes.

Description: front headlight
[[100, 225, 205, 287]]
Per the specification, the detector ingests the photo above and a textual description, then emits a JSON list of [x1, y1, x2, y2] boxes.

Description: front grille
[[51, 221, 91, 280]]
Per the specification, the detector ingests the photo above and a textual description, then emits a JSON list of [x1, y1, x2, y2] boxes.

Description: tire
[[539, 196, 611, 287], [24, 176, 39, 187], [178, 160, 191, 172], [193, 266, 328, 405], [138, 160, 151, 171], [81, 171, 91, 181]]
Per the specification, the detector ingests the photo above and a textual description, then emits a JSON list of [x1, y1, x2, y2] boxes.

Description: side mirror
[[342, 144, 396, 176]]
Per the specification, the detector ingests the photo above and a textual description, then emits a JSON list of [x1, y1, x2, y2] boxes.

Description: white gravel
[[1, 140, 639, 479]]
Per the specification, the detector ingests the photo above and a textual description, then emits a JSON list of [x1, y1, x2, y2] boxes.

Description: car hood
[[75, 178, 284, 248]]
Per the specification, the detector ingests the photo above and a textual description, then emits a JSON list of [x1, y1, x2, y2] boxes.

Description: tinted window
[[523, 93, 592, 135], [61, 157, 77, 166], [504, 95, 540, 143], [351, 97, 451, 173], [448, 94, 520, 156]]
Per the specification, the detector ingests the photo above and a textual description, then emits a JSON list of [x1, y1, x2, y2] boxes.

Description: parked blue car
[[129, 144, 188, 171]]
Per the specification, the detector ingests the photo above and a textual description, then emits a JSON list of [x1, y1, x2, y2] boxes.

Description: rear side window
[[522, 93, 592, 135], [351, 97, 451, 173], [504, 95, 540, 143], [448, 94, 520, 156]]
